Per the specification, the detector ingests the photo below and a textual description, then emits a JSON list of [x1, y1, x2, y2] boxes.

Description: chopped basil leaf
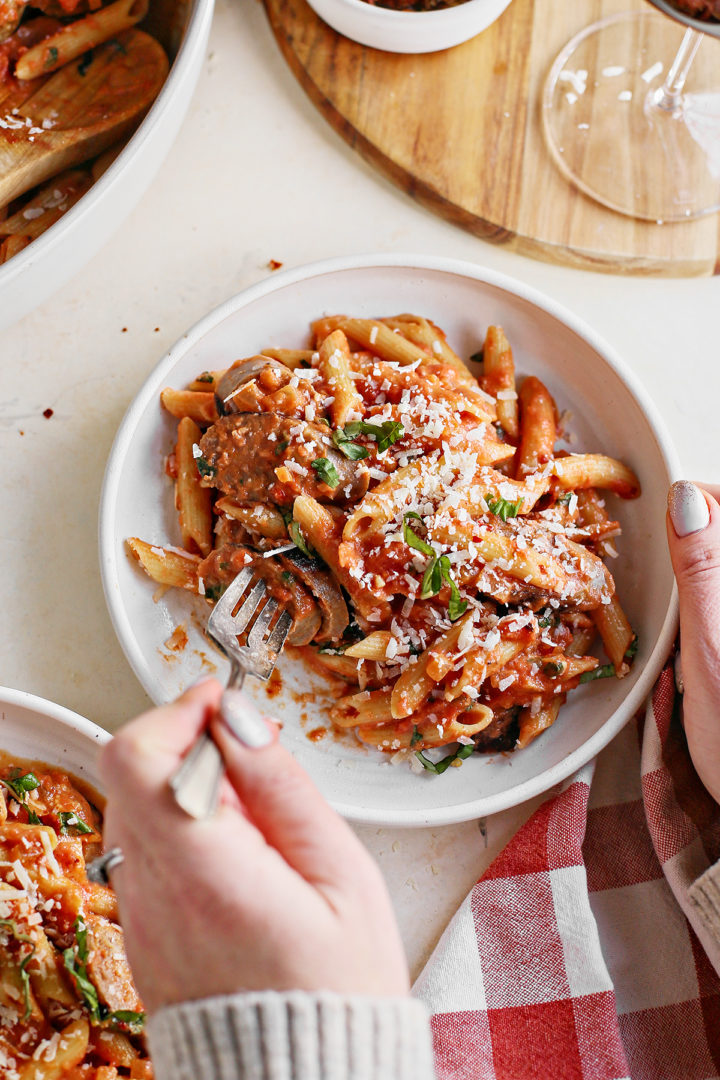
[[469, 349, 484, 365], [415, 743, 475, 774], [281, 571, 294, 584], [45, 46, 58, 66], [288, 521, 315, 558], [403, 513, 435, 558], [0, 919, 35, 1020], [311, 457, 340, 489], [58, 812, 93, 836], [342, 420, 404, 453], [274, 439, 289, 457], [27, 810, 41, 825], [410, 726, 423, 748], [332, 429, 369, 460], [403, 519, 467, 617], [580, 636, 638, 684], [63, 917, 146, 1030], [440, 558, 468, 621], [196, 371, 214, 383], [542, 660, 566, 677], [485, 494, 522, 522], [579, 663, 614, 684], [205, 582, 226, 601], [108, 1009, 146, 1032], [537, 610, 554, 628], [556, 492, 573, 506], [195, 455, 216, 479], [64, 918, 101, 1022]]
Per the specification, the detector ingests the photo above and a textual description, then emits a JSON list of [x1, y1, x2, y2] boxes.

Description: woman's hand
[[99, 682, 410, 1013], [667, 481, 720, 804]]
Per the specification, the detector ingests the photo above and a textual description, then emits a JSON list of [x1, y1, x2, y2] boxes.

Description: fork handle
[[169, 731, 223, 819], [169, 666, 247, 820]]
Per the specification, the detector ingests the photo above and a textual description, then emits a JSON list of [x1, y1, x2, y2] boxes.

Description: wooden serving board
[[263, 0, 720, 276]]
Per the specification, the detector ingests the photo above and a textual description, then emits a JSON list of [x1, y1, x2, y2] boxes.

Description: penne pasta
[[553, 454, 641, 499], [16, 0, 149, 80], [131, 313, 639, 766], [160, 388, 216, 425], [126, 538, 200, 591], [516, 375, 557, 478], [318, 330, 364, 428], [481, 325, 519, 438], [175, 417, 213, 557]]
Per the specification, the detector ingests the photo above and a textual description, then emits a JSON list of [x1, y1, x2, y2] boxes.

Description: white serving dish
[[305, 0, 511, 53], [0, 685, 109, 793], [99, 253, 680, 827], [0, 0, 214, 333]]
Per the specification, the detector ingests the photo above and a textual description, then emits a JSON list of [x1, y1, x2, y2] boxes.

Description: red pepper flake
[[121, 327, 128, 333], [154, 327, 160, 332], [267, 259, 283, 271], [42, 408, 53, 419]]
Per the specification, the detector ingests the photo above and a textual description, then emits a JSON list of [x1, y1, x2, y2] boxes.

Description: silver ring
[[86, 847, 125, 885]]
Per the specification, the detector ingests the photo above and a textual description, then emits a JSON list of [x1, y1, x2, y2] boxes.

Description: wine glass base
[[543, 12, 720, 222]]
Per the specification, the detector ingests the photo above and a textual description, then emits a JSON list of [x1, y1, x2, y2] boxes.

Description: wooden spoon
[[0, 27, 169, 207]]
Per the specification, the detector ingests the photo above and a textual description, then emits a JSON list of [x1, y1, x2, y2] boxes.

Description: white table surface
[[1, 0, 719, 982]]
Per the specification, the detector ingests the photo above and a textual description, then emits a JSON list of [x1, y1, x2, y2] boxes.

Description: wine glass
[[542, 2, 720, 222]]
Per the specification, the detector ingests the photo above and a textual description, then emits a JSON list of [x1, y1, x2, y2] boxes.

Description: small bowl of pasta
[[0, 686, 153, 1077], [302, 0, 512, 54], [99, 254, 679, 827], [0, 0, 213, 331]]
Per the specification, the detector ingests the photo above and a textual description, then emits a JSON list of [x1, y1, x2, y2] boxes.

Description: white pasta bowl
[[99, 254, 679, 827], [0, 0, 214, 333], [0, 686, 109, 794], [304, 0, 511, 53]]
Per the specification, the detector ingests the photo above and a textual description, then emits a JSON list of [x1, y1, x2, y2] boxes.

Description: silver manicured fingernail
[[668, 480, 710, 537], [220, 689, 273, 748]]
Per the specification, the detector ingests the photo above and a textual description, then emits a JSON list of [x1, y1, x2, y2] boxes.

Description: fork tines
[[207, 569, 293, 681]]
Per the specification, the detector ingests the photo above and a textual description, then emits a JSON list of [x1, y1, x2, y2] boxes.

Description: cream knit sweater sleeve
[[688, 861, 720, 946], [148, 991, 436, 1080]]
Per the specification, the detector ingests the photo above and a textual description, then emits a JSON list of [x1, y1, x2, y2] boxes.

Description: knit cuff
[[688, 860, 720, 941], [148, 991, 435, 1080]]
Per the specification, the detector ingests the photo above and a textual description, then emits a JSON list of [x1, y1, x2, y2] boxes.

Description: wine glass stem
[[652, 28, 702, 112]]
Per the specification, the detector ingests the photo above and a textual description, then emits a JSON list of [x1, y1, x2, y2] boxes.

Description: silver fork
[[169, 567, 293, 819]]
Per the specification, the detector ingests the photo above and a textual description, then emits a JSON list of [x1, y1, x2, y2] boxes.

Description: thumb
[[666, 480, 720, 802]]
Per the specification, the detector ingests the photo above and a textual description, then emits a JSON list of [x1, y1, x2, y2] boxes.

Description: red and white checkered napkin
[[414, 664, 720, 1080]]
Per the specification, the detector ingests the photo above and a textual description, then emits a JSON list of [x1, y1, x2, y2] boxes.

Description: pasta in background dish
[[0, 755, 151, 1078], [0, 0, 168, 265], [128, 314, 640, 773]]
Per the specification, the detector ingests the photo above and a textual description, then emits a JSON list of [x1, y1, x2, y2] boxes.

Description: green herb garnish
[[64, 917, 145, 1032], [403, 512, 435, 557], [1, 771, 41, 822], [342, 420, 404, 453], [195, 454, 215, 479], [485, 494, 522, 522], [205, 582, 226, 601], [331, 429, 370, 460], [288, 521, 314, 558], [0, 919, 35, 1020], [410, 726, 423, 748], [415, 743, 475, 774], [58, 812, 93, 836], [542, 660, 566, 677], [45, 46, 59, 67], [403, 514, 467, 619], [311, 457, 340, 489], [556, 492, 573, 506], [579, 636, 638, 683], [27, 810, 41, 825], [196, 371, 214, 383], [281, 571, 294, 585]]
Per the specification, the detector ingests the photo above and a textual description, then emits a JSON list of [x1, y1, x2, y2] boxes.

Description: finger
[[666, 481, 720, 794], [99, 678, 224, 795], [209, 695, 366, 889]]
